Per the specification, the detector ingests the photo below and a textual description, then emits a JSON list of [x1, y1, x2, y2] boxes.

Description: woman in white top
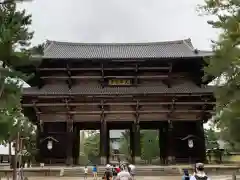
[[84, 166, 88, 179]]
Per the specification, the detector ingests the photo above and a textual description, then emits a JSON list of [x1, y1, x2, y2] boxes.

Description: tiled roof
[[22, 85, 214, 96], [42, 39, 212, 59]]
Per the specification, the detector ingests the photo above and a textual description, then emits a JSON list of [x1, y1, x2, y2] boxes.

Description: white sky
[[18, 0, 218, 50]]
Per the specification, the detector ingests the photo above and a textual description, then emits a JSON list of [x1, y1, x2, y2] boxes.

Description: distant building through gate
[[21, 39, 215, 165]]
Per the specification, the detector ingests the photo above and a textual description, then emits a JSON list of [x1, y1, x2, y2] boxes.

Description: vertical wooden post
[[166, 120, 175, 164], [159, 122, 167, 165], [66, 115, 73, 166], [100, 100, 107, 164], [133, 100, 141, 164], [196, 120, 206, 162], [100, 118, 107, 165], [132, 122, 141, 164]]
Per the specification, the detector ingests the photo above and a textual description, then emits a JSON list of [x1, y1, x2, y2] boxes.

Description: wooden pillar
[[100, 119, 107, 165], [66, 116, 73, 166], [196, 120, 206, 162], [35, 124, 42, 163], [107, 127, 110, 164], [159, 122, 168, 165], [130, 128, 134, 163], [166, 120, 175, 164], [132, 122, 141, 164], [72, 125, 80, 165]]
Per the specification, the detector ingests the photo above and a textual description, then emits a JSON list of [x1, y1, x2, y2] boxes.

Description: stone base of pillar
[[134, 156, 141, 164], [167, 156, 175, 165], [100, 156, 107, 165], [66, 157, 73, 166]]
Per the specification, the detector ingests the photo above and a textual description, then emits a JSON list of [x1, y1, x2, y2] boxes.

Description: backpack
[[194, 175, 208, 180]]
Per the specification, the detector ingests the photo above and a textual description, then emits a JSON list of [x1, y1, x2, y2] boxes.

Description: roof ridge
[[46, 39, 192, 46]]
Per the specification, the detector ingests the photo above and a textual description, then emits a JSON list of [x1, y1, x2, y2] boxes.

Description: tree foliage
[[141, 130, 159, 163], [205, 128, 219, 149], [201, 0, 240, 147], [0, 0, 34, 143]]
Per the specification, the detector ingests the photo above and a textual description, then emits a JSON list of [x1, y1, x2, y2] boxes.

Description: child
[[84, 166, 88, 179], [92, 165, 98, 180], [182, 169, 190, 180]]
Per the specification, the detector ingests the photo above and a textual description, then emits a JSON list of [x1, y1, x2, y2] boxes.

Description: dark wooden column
[[106, 127, 110, 164], [130, 127, 134, 163], [196, 120, 206, 162], [72, 125, 80, 165], [100, 100, 108, 165], [100, 119, 107, 164], [166, 120, 175, 164], [66, 115, 74, 165], [35, 123, 42, 163], [159, 122, 168, 165], [132, 122, 141, 164]]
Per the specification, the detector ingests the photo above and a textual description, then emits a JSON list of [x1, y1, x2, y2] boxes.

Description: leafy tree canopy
[[201, 0, 240, 147], [0, 1, 34, 143]]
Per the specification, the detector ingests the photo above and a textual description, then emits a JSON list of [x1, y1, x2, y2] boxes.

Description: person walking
[[103, 164, 113, 180], [128, 164, 136, 179], [84, 166, 88, 180], [92, 165, 98, 180], [115, 166, 133, 180], [190, 163, 210, 180]]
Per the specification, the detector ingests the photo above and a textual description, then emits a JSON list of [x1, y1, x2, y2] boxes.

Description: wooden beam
[[37, 110, 214, 115], [101, 63, 104, 87], [66, 63, 72, 88], [40, 75, 170, 80], [64, 98, 70, 115], [22, 93, 214, 98], [33, 101, 43, 131], [100, 100, 105, 122], [134, 64, 138, 86], [39, 67, 172, 71], [167, 97, 176, 119], [22, 101, 216, 107]]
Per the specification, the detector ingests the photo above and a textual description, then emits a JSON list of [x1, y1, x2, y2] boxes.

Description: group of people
[[84, 162, 210, 180], [182, 163, 210, 180], [84, 163, 135, 180]]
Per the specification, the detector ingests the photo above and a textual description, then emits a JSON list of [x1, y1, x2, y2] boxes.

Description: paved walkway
[[0, 176, 239, 180]]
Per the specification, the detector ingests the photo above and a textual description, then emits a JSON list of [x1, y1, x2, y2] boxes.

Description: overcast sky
[[18, 0, 218, 50]]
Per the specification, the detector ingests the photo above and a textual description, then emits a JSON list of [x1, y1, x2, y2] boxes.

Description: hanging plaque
[[108, 79, 131, 86]]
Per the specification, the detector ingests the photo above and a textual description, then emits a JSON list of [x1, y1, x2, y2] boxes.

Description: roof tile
[[42, 39, 212, 59]]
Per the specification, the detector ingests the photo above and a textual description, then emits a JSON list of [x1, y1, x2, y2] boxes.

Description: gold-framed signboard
[[108, 79, 131, 86]]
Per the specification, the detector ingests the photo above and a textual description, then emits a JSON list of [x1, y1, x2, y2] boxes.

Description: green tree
[[0, 2, 34, 179], [200, 0, 240, 148], [119, 130, 130, 159], [141, 130, 159, 164], [84, 132, 100, 164], [205, 128, 219, 149], [0, 0, 33, 137]]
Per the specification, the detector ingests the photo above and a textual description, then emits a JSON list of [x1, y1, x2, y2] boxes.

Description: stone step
[[62, 167, 180, 177]]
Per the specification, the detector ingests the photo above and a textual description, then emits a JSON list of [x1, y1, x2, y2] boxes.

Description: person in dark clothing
[[182, 169, 190, 180], [112, 165, 117, 177], [103, 166, 113, 180]]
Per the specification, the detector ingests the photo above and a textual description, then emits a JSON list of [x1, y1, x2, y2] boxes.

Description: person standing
[[84, 166, 88, 180], [103, 164, 113, 180], [92, 165, 98, 180], [128, 164, 136, 179], [115, 167, 133, 180], [190, 163, 210, 180], [182, 169, 190, 180]]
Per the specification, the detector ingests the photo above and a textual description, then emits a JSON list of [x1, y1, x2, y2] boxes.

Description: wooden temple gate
[[21, 39, 215, 165]]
